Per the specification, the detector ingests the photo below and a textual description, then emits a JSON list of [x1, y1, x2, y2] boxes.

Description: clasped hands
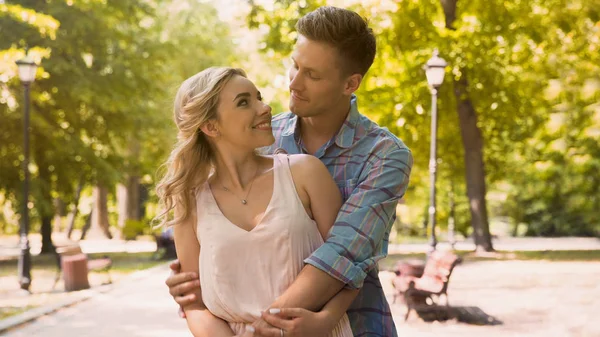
[[166, 261, 333, 337]]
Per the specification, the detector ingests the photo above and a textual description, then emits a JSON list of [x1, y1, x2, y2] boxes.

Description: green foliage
[[0, 1, 235, 231], [246, 0, 600, 237], [121, 219, 148, 240], [2, 0, 597, 238], [498, 0, 600, 237]]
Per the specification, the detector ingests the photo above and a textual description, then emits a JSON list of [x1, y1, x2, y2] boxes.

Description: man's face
[[288, 35, 348, 118]]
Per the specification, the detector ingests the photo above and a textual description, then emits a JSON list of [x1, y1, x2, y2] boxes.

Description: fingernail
[[269, 308, 281, 314], [246, 325, 255, 333]]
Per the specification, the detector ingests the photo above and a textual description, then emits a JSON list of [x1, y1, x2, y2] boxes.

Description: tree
[[1, 0, 238, 246], [114, 0, 237, 232], [246, 0, 599, 249]]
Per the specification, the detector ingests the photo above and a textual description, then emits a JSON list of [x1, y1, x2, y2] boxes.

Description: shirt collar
[[281, 94, 360, 149], [334, 95, 360, 149], [281, 114, 298, 137]]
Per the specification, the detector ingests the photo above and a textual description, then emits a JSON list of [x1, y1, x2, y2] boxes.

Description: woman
[[156, 67, 355, 337]]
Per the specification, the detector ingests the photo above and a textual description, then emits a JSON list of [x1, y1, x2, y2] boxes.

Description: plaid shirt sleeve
[[305, 144, 413, 289]]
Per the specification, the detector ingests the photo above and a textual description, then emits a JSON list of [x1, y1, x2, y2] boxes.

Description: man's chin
[[289, 104, 308, 117]]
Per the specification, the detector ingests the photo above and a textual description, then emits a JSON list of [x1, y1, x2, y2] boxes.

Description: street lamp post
[[15, 51, 38, 292], [424, 49, 447, 253], [448, 181, 456, 249]]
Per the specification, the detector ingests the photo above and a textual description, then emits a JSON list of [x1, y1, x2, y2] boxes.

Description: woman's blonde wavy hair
[[156, 67, 247, 227]]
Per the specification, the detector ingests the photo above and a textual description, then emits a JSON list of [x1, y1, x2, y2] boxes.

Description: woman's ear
[[200, 121, 220, 139]]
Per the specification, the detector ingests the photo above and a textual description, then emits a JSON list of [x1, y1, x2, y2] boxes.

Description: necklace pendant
[[241, 200, 247, 205]]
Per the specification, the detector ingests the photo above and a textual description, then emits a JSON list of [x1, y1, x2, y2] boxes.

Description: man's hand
[[251, 318, 276, 337], [235, 325, 257, 337], [252, 308, 333, 337], [165, 259, 201, 317]]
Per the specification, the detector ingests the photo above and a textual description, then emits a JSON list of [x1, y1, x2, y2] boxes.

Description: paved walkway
[[3, 264, 190, 337], [4, 259, 600, 337]]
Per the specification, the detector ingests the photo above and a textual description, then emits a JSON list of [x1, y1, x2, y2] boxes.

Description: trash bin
[[62, 253, 90, 291]]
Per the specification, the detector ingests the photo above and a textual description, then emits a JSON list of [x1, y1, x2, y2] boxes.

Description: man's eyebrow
[[291, 57, 320, 73], [233, 92, 251, 101]]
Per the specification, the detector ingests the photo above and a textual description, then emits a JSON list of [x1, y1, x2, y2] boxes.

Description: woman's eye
[[257, 95, 263, 101], [237, 99, 248, 107]]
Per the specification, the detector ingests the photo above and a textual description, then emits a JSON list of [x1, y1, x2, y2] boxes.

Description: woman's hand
[[253, 308, 335, 337]]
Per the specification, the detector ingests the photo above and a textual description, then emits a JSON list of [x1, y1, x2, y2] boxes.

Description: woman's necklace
[[220, 165, 260, 205]]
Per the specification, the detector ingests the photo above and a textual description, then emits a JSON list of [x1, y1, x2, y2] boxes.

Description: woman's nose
[[260, 102, 272, 115]]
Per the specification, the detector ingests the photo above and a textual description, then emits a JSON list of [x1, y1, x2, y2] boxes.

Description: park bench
[[392, 250, 462, 320], [53, 244, 112, 291], [153, 230, 177, 260]]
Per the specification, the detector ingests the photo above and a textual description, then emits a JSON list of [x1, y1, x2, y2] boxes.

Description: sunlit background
[[1, 1, 600, 336], [1, 0, 599, 254]]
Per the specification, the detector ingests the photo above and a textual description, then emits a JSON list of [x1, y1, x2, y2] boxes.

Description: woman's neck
[[212, 147, 262, 190]]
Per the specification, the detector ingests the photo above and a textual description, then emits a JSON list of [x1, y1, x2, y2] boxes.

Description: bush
[[121, 219, 148, 240]]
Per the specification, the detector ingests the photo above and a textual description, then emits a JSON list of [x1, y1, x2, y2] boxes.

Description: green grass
[[0, 306, 36, 320], [379, 250, 600, 271], [511, 250, 600, 261], [0, 254, 57, 277], [88, 252, 164, 272], [392, 235, 430, 244], [0, 251, 164, 277]]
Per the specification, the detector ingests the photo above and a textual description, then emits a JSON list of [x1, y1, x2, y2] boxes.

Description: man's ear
[[199, 121, 220, 139], [343, 73, 363, 95]]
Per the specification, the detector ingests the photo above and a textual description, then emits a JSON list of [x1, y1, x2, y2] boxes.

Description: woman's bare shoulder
[[286, 154, 330, 182], [286, 153, 324, 169]]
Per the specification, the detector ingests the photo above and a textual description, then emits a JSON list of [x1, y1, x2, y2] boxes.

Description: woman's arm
[[172, 204, 235, 337], [256, 155, 359, 334], [293, 154, 359, 321]]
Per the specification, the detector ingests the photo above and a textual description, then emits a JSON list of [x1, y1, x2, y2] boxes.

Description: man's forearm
[[270, 265, 345, 311]]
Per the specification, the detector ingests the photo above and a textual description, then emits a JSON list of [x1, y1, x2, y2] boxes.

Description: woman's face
[[213, 75, 274, 150]]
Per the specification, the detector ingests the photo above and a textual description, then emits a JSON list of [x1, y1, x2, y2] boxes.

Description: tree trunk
[[117, 176, 141, 229], [440, 0, 457, 31], [53, 198, 66, 232], [89, 185, 113, 239], [66, 178, 84, 239], [79, 210, 93, 240], [454, 75, 494, 251], [37, 157, 55, 254], [40, 215, 55, 253], [441, 0, 494, 251], [117, 136, 142, 236]]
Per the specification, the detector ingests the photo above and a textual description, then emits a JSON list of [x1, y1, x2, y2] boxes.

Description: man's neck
[[299, 98, 351, 155]]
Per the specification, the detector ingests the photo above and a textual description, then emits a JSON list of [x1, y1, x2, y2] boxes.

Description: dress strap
[[273, 154, 305, 211]]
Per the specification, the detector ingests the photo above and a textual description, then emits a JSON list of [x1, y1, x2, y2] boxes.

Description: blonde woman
[[156, 67, 355, 337]]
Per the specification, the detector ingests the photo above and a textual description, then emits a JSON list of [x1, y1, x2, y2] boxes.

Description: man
[[166, 6, 412, 336]]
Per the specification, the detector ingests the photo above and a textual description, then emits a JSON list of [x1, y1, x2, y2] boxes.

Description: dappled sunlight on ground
[[385, 260, 600, 336]]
